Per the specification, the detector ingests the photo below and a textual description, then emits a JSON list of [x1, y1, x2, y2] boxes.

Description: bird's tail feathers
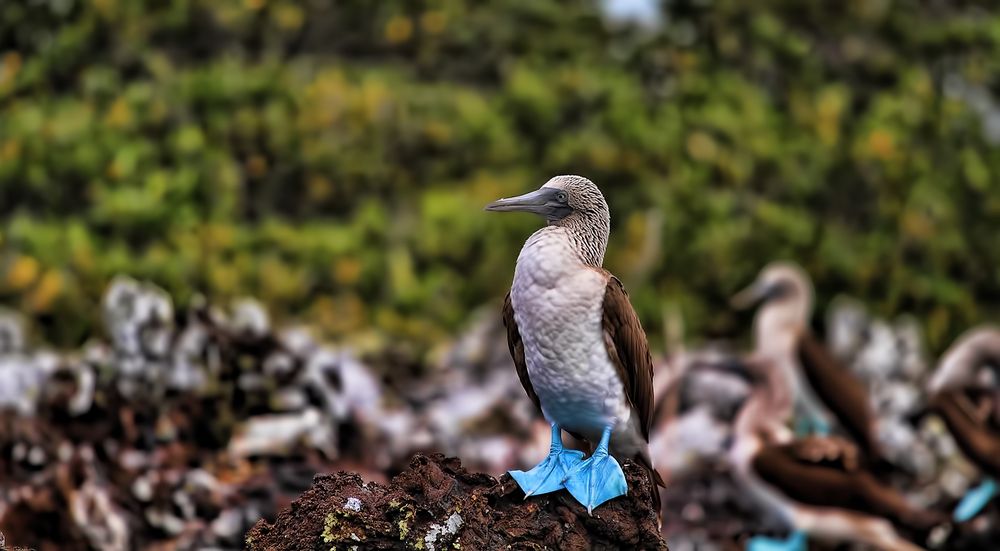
[[634, 452, 665, 524]]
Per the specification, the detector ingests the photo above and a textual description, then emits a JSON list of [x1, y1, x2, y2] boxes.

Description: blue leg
[[954, 478, 997, 522], [562, 426, 628, 514], [509, 424, 585, 497], [747, 530, 808, 551]]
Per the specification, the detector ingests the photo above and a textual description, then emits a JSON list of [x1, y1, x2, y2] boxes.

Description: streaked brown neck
[[552, 210, 610, 267]]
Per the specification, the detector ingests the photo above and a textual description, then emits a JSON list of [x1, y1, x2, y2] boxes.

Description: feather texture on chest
[[509, 227, 629, 439]]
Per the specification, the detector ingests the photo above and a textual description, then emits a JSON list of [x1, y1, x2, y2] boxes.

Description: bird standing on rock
[[485, 175, 663, 513]]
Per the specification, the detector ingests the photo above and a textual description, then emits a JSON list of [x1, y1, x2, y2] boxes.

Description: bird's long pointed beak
[[484, 188, 559, 215], [730, 281, 769, 310]]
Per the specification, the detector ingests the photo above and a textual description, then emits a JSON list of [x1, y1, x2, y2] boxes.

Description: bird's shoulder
[[590, 268, 640, 331]]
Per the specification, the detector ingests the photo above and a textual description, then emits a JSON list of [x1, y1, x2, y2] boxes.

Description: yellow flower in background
[[385, 15, 413, 44], [4, 256, 40, 292], [867, 129, 896, 161], [0, 139, 20, 162], [0, 52, 21, 91], [26, 270, 63, 313], [421, 11, 447, 35], [312, 294, 366, 335], [333, 257, 362, 286]]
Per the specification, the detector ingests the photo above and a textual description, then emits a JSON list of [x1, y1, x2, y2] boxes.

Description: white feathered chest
[[510, 227, 630, 440]]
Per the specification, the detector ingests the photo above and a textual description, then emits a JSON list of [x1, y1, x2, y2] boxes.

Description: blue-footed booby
[[729, 354, 943, 551], [485, 175, 663, 513], [927, 326, 1000, 522], [732, 262, 890, 469]]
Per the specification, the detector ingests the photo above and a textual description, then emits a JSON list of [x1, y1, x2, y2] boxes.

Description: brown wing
[[787, 435, 861, 472], [753, 436, 942, 531], [798, 332, 882, 460], [502, 291, 541, 414], [931, 390, 1000, 477], [753, 437, 863, 510], [601, 275, 655, 442]]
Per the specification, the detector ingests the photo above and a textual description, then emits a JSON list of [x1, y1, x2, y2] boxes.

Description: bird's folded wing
[[931, 390, 1000, 477], [754, 436, 943, 531], [502, 291, 541, 415], [600, 274, 655, 442], [752, 436, 866, 508], [797, 332, 881, 458]]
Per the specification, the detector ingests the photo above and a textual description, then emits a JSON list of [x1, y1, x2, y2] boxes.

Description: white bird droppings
[[345, 497, 362, 512]]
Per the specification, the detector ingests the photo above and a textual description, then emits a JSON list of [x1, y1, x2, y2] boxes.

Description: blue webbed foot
[[794, 415, 831, 437], [562, 426, 627, 514], [954, 478, 997, 522], [747, 530, 807, 551], [509, 424, 585, 497]]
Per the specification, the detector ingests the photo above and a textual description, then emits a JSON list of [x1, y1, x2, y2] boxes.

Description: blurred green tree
[[0, 0, 998, 354]]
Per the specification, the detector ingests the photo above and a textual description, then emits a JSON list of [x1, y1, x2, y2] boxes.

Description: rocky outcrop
[[246, 453, 667, 551]]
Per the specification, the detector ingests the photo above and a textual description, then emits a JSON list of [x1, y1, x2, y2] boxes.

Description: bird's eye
[[557, 192, 568, 203]]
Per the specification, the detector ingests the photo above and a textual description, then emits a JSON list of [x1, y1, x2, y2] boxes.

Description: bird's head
[[731, 262, 813, 352], [485, 175, 608, 224], [928, 326, 1000, 394], [485, 175, 611, 265]]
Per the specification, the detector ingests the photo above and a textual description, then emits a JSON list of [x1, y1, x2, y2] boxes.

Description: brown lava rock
[[245, 453, 667, 550]]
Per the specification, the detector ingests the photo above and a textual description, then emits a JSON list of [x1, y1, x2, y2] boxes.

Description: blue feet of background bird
[[562, 425, 628, 514], [954, 478, 997, 522], [794, 415, 831, 437], [747, 530, 807, 551], [509, 424, 584, 497]]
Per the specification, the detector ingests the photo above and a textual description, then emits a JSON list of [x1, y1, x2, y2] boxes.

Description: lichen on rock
[[423, 511, 462, 551]]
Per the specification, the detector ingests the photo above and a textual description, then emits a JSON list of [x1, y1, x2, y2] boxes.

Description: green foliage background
[[1, 0, 998, 355]]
